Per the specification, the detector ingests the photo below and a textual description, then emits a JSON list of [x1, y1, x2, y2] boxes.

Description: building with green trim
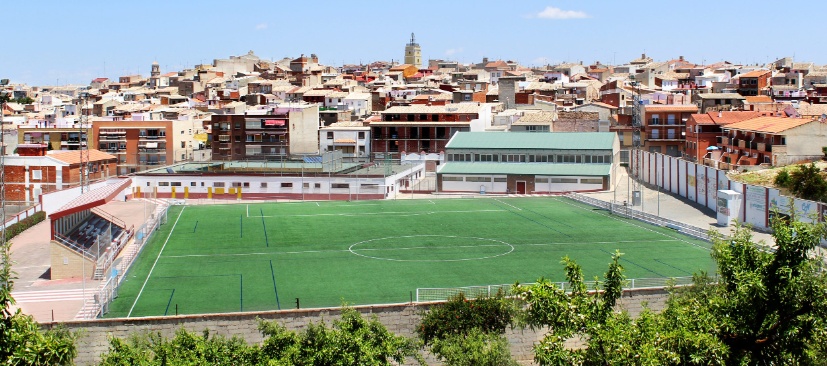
[[438, 132, 619, 194]]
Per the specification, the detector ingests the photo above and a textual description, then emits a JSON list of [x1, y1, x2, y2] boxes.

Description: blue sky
[[3, 0, 825, 86]]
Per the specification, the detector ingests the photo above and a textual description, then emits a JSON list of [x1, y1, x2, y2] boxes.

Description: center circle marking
[[348, 235, 514, 262]]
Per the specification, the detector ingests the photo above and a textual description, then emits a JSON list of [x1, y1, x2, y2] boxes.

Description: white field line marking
[[429, 200, 436, 205], [163, 239, 678, 260], [246, 204, 249, 217], [245, 209, 506, 218], [316, 202, 320, 207], [166, 244, 511, 259], [127, 206, 186, 318], [493, 198, 522, 211], [555, 197, 710, 252]]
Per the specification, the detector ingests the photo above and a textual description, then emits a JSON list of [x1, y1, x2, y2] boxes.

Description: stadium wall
[[633, 150, 823, 231], [128, 163, 425, 201], [54, 288, 670, 365]]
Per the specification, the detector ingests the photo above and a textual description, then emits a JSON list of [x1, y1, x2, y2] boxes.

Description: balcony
[[647, 132, 683, 141], [648, 119, 684, 126]]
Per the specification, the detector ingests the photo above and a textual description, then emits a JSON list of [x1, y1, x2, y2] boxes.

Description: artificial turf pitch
[[106, 197, 715, 318]]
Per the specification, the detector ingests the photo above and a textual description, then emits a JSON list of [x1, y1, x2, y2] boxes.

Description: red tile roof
[[724, 116, 812, 133], [691, 111, 763, 125], [49, 149, 117, 165], [740, 70, 770, 78]]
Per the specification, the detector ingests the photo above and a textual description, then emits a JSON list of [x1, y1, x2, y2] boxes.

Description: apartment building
[[92, 120, 197, 174], [210, 103, 320, 160], [641, 104, 699, 157], [370, 103, 493, 156], [720, 117, 826, 167], [18, 127, 88, 151]]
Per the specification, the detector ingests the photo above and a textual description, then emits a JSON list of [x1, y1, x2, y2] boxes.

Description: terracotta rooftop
[[690, 111, 762, 125], [739, 70, 770, 78], [724, 116, 812, 134], [644, 104, 699, 112], [48, 149, 117, 165], [745, 96, 774, 104]]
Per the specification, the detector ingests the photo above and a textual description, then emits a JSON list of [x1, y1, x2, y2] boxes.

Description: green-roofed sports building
[[438, 132, 619, 194]]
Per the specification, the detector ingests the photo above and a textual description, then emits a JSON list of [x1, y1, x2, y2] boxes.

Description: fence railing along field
[[78, 200, 171, 320], [416, 276, 698, 302], [565, 192, 713, 241]]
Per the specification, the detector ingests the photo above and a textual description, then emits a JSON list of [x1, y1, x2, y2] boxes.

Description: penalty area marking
[[127, 206, 187, 318], [348, 234, 514, 262]]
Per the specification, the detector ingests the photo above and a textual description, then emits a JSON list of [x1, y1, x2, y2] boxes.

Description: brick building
[[684, 111, 762, 162], [370, 103, 493, 156], [92, 119, 199, 174], [3, 146, 117, 203], [640, 104, 699, 157], [210, 104, 320, 160], [737, 70, 771, 96]]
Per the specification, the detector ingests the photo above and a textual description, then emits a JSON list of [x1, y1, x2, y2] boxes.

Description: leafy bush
[[429, 328, 518, 366], [3, 211, 46, 242], [773, 169, 791, 188], [417, 291, 514, 346], [99, 308, 422, 366], [788, 163, 827, 202]]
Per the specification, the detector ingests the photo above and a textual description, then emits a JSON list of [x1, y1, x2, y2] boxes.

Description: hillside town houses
[[5, 39, 827, 200]]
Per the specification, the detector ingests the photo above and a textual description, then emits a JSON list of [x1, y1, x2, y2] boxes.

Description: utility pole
[[78, 92, 90, 193], [630, 77, 643, 207]]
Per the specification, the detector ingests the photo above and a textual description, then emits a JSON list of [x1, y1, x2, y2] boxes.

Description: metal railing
[[565, 192, 712, 241], [416, 276, 699, 302]]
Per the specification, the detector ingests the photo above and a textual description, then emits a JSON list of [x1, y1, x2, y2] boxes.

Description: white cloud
[[445, 47, 464, 56], [255, 23, 268, 30], [535, 6, 589, 19]]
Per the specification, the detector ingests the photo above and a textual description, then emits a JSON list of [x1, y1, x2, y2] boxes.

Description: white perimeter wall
[[632, 150, 824, 231]]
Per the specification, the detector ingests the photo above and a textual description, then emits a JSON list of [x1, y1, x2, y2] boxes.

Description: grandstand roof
[[445, 132, 616, 151], [438, 162, 611, 176], [49, 178, 132, 222]]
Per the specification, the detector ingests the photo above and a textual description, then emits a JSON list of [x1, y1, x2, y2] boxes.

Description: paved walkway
[[9, 199, 154, 322]]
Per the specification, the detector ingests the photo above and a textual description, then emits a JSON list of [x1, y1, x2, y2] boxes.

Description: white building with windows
[[319, 122, 371, 161], [438, 132, 619, 194]]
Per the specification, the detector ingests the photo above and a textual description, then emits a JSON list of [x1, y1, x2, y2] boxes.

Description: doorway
[[516, 181, 526, 194]]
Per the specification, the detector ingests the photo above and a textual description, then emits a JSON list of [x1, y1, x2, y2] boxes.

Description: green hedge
[[3, 211, 46, 241]]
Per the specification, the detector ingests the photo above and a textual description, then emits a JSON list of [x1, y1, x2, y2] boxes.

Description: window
[[171, 182, 182, 187], [315, 183, 321, 188], [234, 122, 241, 129], [243, 182, 250, 188], [234, 135, 241, 142], [181, 141, 186, 148], [218, 135, 230, 142], [580, 178, 603, 184], [281, 182, 293, 188], [214, 182, 225, 187], [327, 132, 334, 139], [466, 176, 491, 182], [191, 182, 196, 187], [31, 170, 42, 180], [303, 182, 310, 188], [442, 176, 463, 181], [261, 182, 268, 188], [493, 177, 507, 182], [535, 178, 549, 183], [551, 178, 578, 184], [158, 182, 170, 186], [331, 183, 350, 189]]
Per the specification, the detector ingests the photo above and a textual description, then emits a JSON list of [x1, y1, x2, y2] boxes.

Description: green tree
[[99, 307, 423, 366], [773, 168, 791, 188], [513, 219, 827, 365], [788, 162, 827, 202], [1, 227, 77, 365], [417, 292, 517, 365], [428, 328, 518, 366]]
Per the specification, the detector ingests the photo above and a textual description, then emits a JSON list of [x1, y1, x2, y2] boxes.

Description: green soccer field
[[105, 197, 715, 318]]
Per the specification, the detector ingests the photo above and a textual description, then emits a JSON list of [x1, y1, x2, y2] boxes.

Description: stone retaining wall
[[48, 287, 670, 365]]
